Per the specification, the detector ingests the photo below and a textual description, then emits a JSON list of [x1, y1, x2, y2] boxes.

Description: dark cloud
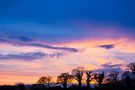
[[0, 52, 45, 60], [101, 62, 123, 68], [0, 52, 64, 60], [11, 36, 34, 42], [0, 33, 34, 42], [0, 36, 80, 52], [0, 37, 33, 43], [25, 43, 79, 52], [98, 44, 115, 49]]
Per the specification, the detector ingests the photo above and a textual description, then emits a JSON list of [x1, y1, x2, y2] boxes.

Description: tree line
[[0, 62, 135, 90], [35, 62, 135, 89]]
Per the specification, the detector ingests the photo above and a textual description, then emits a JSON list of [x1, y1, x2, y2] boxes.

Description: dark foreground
[[1, 84, 135, 90]]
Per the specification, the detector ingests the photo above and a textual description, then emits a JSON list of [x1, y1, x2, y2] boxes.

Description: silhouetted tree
[[57, 73, 73, 89], [46, 76, 52, 87], [37, 76, 52, 88], [15, 83, 25, 90], [128, 62, 135, 74], [72, 67, 84, 88], [85, 70, 94, 89], [122, 71, 132, 87], [94, 72, 105, 88], [109, 71, 119, 84]]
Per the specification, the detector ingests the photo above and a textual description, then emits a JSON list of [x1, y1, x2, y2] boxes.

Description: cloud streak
[[0, 36, 80, 52], [0, 51, 64, 60], [98, 44, 115, 49], [0, 52, 45, 60], [25, 43, 80, 52], [101, 62, 123, 68]]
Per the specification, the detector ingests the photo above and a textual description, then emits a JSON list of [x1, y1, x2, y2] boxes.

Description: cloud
[[93, 62, 123, 75], [11, 36, 34, 42], [98, 44, 115, 49], [0, 51, 64, 60], [0, 52, 45, 60], [101, 62, 123, 68], [43, 52, 63, 58], [25, 43, 80, 52], [106, 52, 135, 63], [0, 36, 80, 52], [1, 20, 135, 44]]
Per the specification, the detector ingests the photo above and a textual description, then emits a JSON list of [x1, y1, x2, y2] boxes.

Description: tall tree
[[72, 67, 84, 88], [46, 76, 52, 87], [85, 71, 94, 89], [57, 73, 73, 89], [94, 72, 105, 88], [37, 76, 52, 88]]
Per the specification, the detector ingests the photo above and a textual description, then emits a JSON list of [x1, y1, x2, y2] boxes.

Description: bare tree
[[37, 76, 52, 88], [57, 73, 73, 89], [127, 62, 135, 73], [46, 76, 52, 87], [109, 71, 119, 84], [85, 71, 94, 89], [94, 72, 105, 88], [72, 67, 84, 88]]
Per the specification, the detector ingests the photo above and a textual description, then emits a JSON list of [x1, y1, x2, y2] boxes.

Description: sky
[[0, 0, 135, 85]]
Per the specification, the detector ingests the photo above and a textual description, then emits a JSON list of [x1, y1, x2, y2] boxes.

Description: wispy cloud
[[25, 43, 80, 52], [0, 36, 80, 52], [108, 52, 135, 62], [0, 51, 64, 60], [101, 62, 123, 68], [11, 36, 34, 42], [98, 44, 115, 49], [0, 52, 45, 60]]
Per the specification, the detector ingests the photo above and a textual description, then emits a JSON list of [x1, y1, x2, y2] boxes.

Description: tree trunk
[[63, 83, 67, 89], [78, 80, 82, 88], [47, 83, 50, 88], [86, 80, 90, 89], [98, 83, 102, 89]]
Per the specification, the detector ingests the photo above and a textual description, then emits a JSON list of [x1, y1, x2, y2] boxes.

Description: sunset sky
[[0, 0, 135, 85]]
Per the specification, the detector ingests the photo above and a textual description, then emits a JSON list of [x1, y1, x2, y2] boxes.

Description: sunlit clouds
[[0, 37, 135, 84]]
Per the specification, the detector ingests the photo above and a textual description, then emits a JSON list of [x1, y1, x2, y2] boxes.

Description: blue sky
[[0, 0, 135, 43], [0, 0, 135, 25]]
